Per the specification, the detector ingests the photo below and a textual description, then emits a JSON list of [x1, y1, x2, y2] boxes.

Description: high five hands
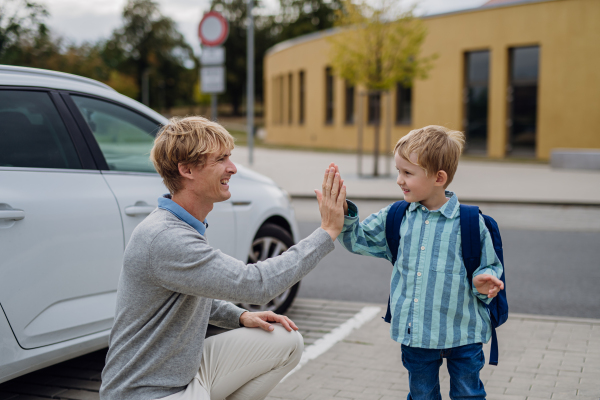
[[473, 274, 504, 298], [315, 163, 347, 240]]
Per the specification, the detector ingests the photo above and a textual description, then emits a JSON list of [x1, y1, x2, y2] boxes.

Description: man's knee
[[271, 325, 304, 366]]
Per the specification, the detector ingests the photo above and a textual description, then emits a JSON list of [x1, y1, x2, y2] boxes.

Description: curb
[[290, 194, 600, 207], [509, 312, 600, 325]]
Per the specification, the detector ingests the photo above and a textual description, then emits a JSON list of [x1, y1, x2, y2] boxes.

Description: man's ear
[[178, 163, 194, 180], [435, 170, 448, 187]]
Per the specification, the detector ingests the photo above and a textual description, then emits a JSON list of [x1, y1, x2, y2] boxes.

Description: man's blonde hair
[[150, 116, 235, 194], [393, 125, 465, 187]]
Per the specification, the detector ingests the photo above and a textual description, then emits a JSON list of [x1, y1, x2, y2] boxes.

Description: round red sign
[[198, 11, 229, 47]]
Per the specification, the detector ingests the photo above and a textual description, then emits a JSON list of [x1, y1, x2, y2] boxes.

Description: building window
[[272, 76, 279, 125], [367, 92, 381, 124], [344, 81, 354, 124], [299, 70, 305, 124], [288, 73, 293, 124], [464, 50, 490, 154], [395, 84, 412, 126], [279, 75, 284, 124], [325, 67, 334, 125], [508, 46, 539, 156]]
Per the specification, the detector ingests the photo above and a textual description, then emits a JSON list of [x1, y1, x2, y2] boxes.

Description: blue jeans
[[401, 343, 486, 400]]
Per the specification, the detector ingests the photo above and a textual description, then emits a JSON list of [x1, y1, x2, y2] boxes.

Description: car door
[[0, 88, 124, 349], [64, 94, 237, 256]]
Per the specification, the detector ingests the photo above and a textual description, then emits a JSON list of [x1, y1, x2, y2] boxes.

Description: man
[[100, 116, 346, 400]]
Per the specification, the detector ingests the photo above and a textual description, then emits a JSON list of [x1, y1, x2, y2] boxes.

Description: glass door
[[508, 46, 539, 156], [464, 50, 490, 155]]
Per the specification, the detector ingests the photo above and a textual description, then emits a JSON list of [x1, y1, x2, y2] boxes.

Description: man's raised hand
[[315, 163, 346, 240]]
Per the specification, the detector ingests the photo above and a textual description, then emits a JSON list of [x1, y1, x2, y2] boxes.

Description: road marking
[[281, 306, 381, 381]]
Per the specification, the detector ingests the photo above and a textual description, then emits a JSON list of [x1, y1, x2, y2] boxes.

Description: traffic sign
[[198, 11, 229, 47], [201, 66, 225, 94], [201, 46, 225, 65]]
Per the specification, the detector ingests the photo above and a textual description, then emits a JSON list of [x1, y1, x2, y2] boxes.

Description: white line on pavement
[[281, 306, 382, 382]]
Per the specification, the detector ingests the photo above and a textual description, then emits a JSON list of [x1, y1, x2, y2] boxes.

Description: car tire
[[239, 223, 300, 314]]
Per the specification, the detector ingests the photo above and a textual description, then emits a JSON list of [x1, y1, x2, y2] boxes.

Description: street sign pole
[[211, 93, 217, 121], [247, 0, 254, 165]]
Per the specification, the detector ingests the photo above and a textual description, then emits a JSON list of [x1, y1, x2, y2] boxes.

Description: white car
[[0, 65, 301, 383]]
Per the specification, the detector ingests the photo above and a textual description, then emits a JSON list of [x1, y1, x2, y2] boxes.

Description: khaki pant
[[158, 325, 304, 400]]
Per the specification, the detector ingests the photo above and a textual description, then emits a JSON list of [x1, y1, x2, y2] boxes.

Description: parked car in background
[[0, 65, 300, 383]]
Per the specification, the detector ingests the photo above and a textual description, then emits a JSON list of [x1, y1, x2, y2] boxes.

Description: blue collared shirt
[[157, 194, 208, 236], [338, 191, 503, 349]]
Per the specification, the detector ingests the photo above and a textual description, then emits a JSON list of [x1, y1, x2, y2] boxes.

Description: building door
[[464, 50, 490, 155], [508, 46, 539, 156]]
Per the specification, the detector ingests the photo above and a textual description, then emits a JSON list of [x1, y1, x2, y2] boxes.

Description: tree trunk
[[373, 94, 380, 177]]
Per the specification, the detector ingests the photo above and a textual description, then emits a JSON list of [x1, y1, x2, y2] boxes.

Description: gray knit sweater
[[100, 208, 334, 400]]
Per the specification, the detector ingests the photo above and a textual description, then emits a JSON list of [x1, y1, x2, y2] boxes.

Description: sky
[[40, 0, 487, 54]]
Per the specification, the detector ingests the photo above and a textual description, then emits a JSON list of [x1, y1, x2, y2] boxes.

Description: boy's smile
[[395, 152, 448, 211]]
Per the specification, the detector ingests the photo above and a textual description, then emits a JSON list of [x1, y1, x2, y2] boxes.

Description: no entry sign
[[198, 11, 229, 47]]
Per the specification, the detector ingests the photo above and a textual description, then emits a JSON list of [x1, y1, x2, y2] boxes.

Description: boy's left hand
[[473, 274, 504, 298]]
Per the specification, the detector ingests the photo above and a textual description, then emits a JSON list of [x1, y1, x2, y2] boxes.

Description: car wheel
[[239, 223, 300, 314]]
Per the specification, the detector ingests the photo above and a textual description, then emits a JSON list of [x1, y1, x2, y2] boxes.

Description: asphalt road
[[293, 199, 600, 319]]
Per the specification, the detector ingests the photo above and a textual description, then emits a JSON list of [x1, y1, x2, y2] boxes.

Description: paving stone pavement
[[267, 307, 600, 400], [2, 299, 598, 399], [0, 299, 366, 400]]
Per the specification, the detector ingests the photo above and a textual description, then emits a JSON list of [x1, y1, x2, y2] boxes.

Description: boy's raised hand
[[473, 274, 504, 298], [315, 162, 347, 240]]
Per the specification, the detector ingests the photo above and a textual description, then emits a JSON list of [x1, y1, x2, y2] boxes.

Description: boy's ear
[[435, 170, 448, 187]]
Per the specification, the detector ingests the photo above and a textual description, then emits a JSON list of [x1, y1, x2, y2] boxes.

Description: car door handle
[[0, 204, 25, 221], [124, 202, 156, 217]]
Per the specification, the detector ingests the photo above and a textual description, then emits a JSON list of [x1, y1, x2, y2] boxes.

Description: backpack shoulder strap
[[459, 204, 481, 285], [461, 205, 506, 366], [384, 200, 409, 323], [385, 200, 410, 265]]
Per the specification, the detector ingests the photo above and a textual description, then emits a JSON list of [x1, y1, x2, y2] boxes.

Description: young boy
[[338, 125, 504, 400]]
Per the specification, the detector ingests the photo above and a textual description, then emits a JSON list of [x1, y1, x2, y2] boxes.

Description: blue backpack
[[384, 201, 508, 365]]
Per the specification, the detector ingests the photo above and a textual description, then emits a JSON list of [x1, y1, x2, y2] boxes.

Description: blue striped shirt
[[339, 191, 503, 349]]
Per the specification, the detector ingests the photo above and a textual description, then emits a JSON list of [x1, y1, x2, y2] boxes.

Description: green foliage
[[209, 0, 341, 115], [104, 0, 199, 109], [0, 0, 49, 60], [329, 0, 436, 91], [0, 0, 342, 113], [277, 0, 341, 40], [0, 0, 197, 110]]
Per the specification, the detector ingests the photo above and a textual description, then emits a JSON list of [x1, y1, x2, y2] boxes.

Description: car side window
[[0, 90, 82, 169], [71, 95, 161, 173]]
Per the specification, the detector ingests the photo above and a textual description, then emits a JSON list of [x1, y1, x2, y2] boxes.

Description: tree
[[277, 0, 341, 41], [209, 0, 341, 116], [329, 0, 436, 176], [209, 0, 281, 116], [0, 0, 49, 62], [104, 0, 198, 110]]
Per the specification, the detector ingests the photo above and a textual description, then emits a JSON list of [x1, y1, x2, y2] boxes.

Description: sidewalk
[[267, 300, 600, 400], [231, 147, 600, 205], [231, 147, 600, 398]]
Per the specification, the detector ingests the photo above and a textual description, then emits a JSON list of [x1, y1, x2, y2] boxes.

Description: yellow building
[[264, 0, 600, 159]]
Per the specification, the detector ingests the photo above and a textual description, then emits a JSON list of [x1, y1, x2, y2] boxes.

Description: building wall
[[264, 0, 600, 159]]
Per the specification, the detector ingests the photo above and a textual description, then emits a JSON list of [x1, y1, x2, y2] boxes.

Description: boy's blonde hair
[[393, 125, 465, 187], [150, 116, 235, 194]]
